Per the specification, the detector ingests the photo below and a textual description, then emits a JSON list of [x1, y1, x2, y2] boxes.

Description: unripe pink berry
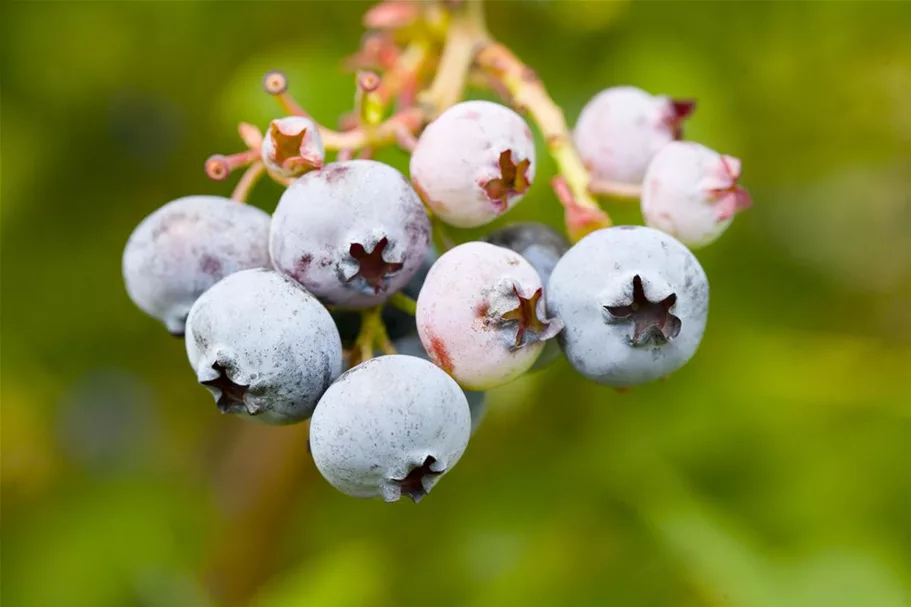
[[260, 116, 324, 178], [416, 242, 562, 390], [573, 86, 695, 184], [410, 101, 536, 228], [641, 141, 751, 248]]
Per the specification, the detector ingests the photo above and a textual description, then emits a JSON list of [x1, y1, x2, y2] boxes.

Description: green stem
[[388, 292, 418, 316], [431, 216, 456, 252]]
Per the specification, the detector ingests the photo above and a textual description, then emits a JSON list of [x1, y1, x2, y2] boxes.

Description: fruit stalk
[[588, 179, 643, 199], [419, 0, 486, 116], [230, 161, 266, 202]]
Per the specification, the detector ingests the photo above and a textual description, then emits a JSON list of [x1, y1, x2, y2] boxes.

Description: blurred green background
[[3, 1, 911, 606]]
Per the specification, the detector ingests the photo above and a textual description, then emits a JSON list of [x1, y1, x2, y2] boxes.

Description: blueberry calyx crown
[[347, 237, 404, 293], [202, 362, 255, 415], [483, 150, 531, 211], [393, 455, 441, 503], [604, 275, 681, 345]]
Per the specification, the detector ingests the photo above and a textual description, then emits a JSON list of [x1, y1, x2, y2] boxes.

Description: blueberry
[[260, 116, 325, 178], [547, 226, 708, 386], [417, 242, 562, 390], [393, 334, 487, 434], [410, 100, 536, 228], [309, 355, 471, 502], [122, 195, 271, 335], [270, 159, 431, 307], [484, 222, 570, 370], [573, 86, 695, 184], [185, 268, 342, 424], [641, 141, 751, 248]]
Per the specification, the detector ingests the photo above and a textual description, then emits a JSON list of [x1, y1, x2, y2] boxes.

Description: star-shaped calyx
[[604, 275, 681, 345], [269, 123, 323, 173], [347, 237, 403, 293], [201, 362, 255, 415], [500, 286, 562, 349], [393, 456, 441, 503], [708, 155, 752, 221], [483, 150, 531, 211]]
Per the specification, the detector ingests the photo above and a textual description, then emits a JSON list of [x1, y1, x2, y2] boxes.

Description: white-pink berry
[[573, 86, 695, 184], [260, 116, 324, 178], [410, 101, 536, 228], [641, 141, 751, 248], [416, 242, 562, 390]]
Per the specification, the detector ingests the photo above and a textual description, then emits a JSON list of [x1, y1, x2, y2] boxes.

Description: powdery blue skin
[[484, 222, 570, 372], [309, 355, 471, 502], [547, 226, 709, 386], [122, 195, 271, 335], [185, 269, 342, 424], [573, 86, 684, 184], [417, 242, 563, 391], [410, 100, 536, 228], [270, 160, 431, 307], [393, 334, 487, 434]]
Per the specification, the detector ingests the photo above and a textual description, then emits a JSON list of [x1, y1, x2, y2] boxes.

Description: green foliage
[[2, 2, 910, 606]]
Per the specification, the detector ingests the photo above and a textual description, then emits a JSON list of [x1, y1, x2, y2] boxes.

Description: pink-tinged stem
[[205, 149, 260, 181], [231, 162, 266, 203], [589, 179, 643, 200]]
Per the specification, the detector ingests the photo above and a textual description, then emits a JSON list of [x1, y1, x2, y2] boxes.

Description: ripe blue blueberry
[[122, 195, 270, 336], [270, 159, 431, 307], [185, 268, 343, 424], [309, 355, 471, 502], [546, 226, 708, 386]]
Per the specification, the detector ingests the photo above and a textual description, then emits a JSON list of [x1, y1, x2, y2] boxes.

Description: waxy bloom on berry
[[270, 160, 431, 307], [310, 355, 471, 503], [122, 195, 270, 336], [185, 269, 343, 424], [547, 226, 708, 387]]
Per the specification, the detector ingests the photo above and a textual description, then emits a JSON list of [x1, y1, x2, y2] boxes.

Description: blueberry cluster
[[123, 77, 749, 502]]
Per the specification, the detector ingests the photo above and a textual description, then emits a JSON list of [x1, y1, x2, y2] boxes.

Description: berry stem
[[351, 305, 396, 367], [319, 107, 424, 151], [589, 179, 643, 200], [237, 122, 264, 149], [431, 215, 456, 252], [231, 161, 266, 203], [388, 292, 417, 316], [474, 42, 612, 239], [205, 149, 260, 181], [419, 0, 486, 116], [377, 40, 431, 107], [355, 71, 384, 125]]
